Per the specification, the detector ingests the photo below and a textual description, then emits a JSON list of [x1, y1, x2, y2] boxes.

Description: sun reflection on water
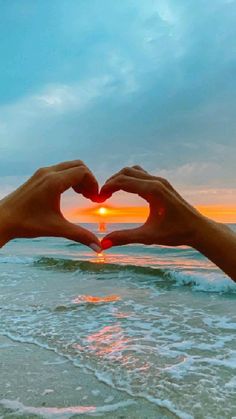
[[72, 295, 121, 304], [95, 251, 106, 263], [72, 322, 151, 375], [85, 325, 129, 359]]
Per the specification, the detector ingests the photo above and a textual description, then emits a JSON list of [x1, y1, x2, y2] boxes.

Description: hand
[[99, 166, 203, 249], [0, 160, 101, 251]]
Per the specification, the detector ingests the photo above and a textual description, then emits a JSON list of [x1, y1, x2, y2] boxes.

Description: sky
[[0, 0, 236, 222]]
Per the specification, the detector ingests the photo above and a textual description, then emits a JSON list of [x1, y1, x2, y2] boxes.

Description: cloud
[[0, 0, 235, 204], [0, 68, 137, 173], [156, 162, 222, 186]]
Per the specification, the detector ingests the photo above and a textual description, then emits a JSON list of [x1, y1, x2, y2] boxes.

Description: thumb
[[56, 219, 102, 252], [101, 226, 145, 249]]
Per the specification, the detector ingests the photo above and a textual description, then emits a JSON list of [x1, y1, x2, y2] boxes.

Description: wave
[[34, 256, 172, 277], [1, 254, 235, 294], [34, 257, 236, 293]]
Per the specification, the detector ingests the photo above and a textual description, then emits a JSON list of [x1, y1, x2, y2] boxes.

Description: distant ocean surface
[[0, 223, 236, 419]]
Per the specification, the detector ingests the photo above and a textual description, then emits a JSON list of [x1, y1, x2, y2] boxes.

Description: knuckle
[[157, 177, 171, 188], [117, 174, 127, 184], [34, 167, 48, 178], [153, 180, 165, 194], [80, 166, 90, 178], [103, 174, 127, 192], [161, 178, 169, 187], [44, 172, 59, 187], [73, 166, 88, 182], [76, 159, 84, 166], [79, 165, 88, 173], [121, 167, 132, 176]]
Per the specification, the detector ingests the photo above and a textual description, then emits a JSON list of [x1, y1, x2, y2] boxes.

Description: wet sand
[[0, 335, 174, 418]]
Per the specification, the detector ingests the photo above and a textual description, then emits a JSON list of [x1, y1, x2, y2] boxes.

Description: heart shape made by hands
[[0, 160, 198, 253]]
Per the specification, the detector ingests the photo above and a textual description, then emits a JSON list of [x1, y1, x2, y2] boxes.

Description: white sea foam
[[0, 255, 34, 264], [94, 371, 193, 419], [225, 376, 236, 389], [172, 270, 236, 293], [0, 399, 135, 418]]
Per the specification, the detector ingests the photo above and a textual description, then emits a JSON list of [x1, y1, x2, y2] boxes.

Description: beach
[[0, 223, 236, 418]]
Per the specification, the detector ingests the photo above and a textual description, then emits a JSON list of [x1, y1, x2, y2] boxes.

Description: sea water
[[0, 223, 235, 419]]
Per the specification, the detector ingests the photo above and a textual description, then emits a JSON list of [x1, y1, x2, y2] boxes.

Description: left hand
[[0, 160, 101, 251]]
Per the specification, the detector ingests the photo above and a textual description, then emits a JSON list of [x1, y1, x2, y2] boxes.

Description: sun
[[98, 207, 108, 216]]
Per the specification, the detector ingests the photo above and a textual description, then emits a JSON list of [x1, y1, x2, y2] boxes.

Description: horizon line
[[65, 204, 236, 224]]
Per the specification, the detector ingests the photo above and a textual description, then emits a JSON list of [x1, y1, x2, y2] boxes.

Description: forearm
[[191, 216, 236, 282], [0, 224, 11, 248]]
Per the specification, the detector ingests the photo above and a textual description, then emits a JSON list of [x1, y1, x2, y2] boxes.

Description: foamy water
[[0, 224, 235, 418]]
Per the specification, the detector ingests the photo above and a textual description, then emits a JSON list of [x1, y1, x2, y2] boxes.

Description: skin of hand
[[99, 166, 236, 281], [0, 160, 101, 252], [99, 165, 202, 248]]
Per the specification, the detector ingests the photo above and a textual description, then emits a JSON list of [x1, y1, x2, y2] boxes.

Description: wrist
[[0, 201, 14, 248], [188, 213, 222, 250]]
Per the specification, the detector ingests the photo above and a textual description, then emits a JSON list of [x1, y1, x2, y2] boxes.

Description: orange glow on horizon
[[66, 204, 236, 223], [69, 205, 149, 223], [196, 205, 236, 223]]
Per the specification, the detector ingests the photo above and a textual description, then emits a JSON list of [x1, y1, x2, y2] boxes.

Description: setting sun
[[98, 207, 108, 216]]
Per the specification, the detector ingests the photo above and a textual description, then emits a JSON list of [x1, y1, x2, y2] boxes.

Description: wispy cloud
[[0, 0, 235, 206]]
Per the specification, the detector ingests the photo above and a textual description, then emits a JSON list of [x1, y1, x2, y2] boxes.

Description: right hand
[[99, 166, 203, 249]]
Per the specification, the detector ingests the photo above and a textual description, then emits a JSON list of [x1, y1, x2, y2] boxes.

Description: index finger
[[58, 166, 98, 200], [99, 175, 160, 202]]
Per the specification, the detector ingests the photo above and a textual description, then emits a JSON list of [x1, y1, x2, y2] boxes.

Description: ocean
[[0, 223, 235, 419]]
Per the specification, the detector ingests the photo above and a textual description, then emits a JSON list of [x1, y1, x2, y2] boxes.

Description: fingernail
[[89, 243, 102, 253], [90, 194, 100, 203], [101, 239, 113, 250], [96, 193, 111, 203], [95, 196, 105, 203]]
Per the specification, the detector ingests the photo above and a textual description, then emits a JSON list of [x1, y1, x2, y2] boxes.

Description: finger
[[99, 175, 161, 201], [100, 175, 145, 200], [101, 226, 147, 248], [73, 169, 99, 201], [122, 169, 172, 192], [132, 165, 148, 172], [57, 166, 99, 200], [105, 167, 153, 184], [97, 167, 153, 202], [101, 168, 174, 202], [56, 219, 102, 252], [122, 167, 156, 180], [49, 160, 84, 172], [112, 167, 171, 191]]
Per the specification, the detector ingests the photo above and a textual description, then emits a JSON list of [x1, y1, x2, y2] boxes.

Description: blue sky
[[0, 0, 236, 208]]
